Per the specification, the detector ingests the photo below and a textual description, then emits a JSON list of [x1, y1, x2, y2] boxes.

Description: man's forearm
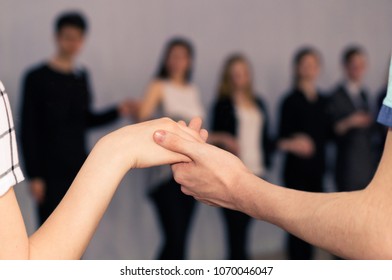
[[236, 174, 390, 259]]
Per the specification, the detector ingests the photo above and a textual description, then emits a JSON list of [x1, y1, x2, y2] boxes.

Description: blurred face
[[345, 54, 367, 83], [297, 54, 320, 82], [166, 45, 191, 79], [55, 26, 85, 59], [229, 60, 251, 91]]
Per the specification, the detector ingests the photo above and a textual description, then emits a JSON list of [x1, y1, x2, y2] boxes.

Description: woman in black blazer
[[210, 54, 273, 259], [278, 48, 330, 260]]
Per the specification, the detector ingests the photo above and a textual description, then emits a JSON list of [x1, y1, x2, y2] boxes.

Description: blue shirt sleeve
[[378, 55, 392, 127]]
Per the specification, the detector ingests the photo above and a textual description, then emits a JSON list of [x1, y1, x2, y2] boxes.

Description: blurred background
[[1, 0, 392, 259]]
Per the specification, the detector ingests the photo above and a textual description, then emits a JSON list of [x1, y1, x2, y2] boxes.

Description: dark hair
[[342, 45, 365, 66], [55, 11, 88, 34], [218, 53, 254, 100], [292, 47, 320, 86], [156, 37, 194, 82]]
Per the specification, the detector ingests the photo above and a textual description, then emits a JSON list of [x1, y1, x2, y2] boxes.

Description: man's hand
[[348, 111, 372, 128], [335, 111, 373, 135], [30, 178, 45, 204], [153, 128, 251, 210], [96, 117, 206, 174]]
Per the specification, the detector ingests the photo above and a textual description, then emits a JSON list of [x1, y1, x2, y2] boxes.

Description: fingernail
[[154, 130, 166, 142]]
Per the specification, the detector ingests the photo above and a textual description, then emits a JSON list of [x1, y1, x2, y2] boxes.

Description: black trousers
[[221, 208, 252, 260], [284, 173, 323, 260], [37, 175, 73, 226], [150, 178, 196, 260]]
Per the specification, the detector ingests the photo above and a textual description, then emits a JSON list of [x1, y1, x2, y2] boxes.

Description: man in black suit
[[328, 46, 376, 192]]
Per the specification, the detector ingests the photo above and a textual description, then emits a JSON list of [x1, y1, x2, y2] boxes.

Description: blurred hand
[[222, 134, 240, 155], [278, 134, 315, 158], [207, 133, 239, 155], [348, 111, 372, 128], [30, 178, 46, 204], [118, 99, 140, 118], [336, 111, 373, 135]]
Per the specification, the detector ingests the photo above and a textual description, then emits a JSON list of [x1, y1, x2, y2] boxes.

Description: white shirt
[[345, 80, 361, 98], [0, 81, 24, 196], [236, 105, 264, 176], [161, 82, 205, 121], [344, 80, 364, 109]]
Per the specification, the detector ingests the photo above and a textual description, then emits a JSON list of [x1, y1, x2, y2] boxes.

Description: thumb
[[154, 130, 199, 160]]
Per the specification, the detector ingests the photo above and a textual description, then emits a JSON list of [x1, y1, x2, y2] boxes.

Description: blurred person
[[137, 38, 204, 259], [210, 54, 274, 259], [328, 46, 376, 192], [278, 48, 331, 259], [20, 12, 135, 226]]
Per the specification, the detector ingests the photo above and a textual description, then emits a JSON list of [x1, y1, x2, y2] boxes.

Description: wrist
[[94, 133, 133, 177], [229, 170, 259, 213], [233, 172, 277, 221]]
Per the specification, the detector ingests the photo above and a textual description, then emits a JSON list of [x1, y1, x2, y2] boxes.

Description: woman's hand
[[278, 133, 315, 158], [117, 99, 140, 118], [207, 132, 240, 155], [29, 178, 46, 204], [95, 117, 206, 174]]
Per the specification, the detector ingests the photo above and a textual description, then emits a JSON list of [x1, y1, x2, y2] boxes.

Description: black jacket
[[327, 84, 376, 190], [211, 95, 274, 169], [278, 88, 331, 190], [20, 64, 118, 181]]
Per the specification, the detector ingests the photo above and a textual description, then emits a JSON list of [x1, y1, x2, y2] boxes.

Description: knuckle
[[181, 186, 192, 196], [173, 171, 184, 183]]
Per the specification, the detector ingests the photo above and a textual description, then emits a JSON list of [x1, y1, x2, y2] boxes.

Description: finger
[[181, 186, 194, 196], [200, 129, 209, 142], [188, 117, 203, 132], [154, 130, 200, 159], [176, 123, 205, 143], [177, 120, 186, 127]]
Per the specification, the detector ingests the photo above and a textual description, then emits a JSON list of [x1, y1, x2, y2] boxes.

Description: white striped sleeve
[[0, 80, 24, 196]]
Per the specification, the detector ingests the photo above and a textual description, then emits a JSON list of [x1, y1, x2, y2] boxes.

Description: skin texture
[[138, 81, 164, 121], [0, 118, 205, 259], [154, 127, 392, 259]]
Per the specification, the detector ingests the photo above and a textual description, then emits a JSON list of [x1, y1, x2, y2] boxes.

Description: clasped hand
[[96, 117, 250, 212]]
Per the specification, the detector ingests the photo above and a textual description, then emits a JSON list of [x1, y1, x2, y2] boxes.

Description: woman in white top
[[137, 38, 204, 259], [210, 54, 273, 259]]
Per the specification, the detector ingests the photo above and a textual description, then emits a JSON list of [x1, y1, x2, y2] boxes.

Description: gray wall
[[1, 0, 391, 259]]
